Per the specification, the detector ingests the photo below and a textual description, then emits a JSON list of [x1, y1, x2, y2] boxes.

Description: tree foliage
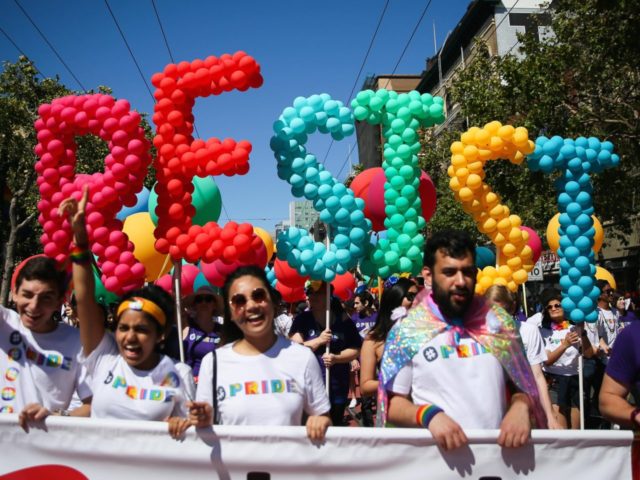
[[421, 0, 639, 245]]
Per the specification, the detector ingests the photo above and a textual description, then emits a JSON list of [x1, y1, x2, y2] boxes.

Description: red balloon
[[331, 272, 356, 302], [275, 282, 306, 303], [274, 258, 308, 288], [419, 171, 437, 222]]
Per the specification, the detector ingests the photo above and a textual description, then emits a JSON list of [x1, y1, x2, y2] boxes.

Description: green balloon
[[93, 267, 120, 306], [148, 176, 222, 227]]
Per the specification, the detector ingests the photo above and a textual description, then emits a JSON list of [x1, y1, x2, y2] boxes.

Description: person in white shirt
[[3, 256, 91, 430], [60, 189, 194, 438], [484, 285, 561, 429], [190, 265, 331, 440]]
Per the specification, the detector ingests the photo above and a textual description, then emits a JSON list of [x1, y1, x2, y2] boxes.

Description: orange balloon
[[253, 227, 274, 261], [595, 266, 616, 290], [547, 213, 604, 253], [123, 212, 172, 281]]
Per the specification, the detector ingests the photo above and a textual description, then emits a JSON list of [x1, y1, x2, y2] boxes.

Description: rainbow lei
[[376, 289, 546, 428]]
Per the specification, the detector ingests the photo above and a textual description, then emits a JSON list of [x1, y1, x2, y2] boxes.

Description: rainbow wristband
[[70, 246, 92, 264], [416, 403, 443, 429]]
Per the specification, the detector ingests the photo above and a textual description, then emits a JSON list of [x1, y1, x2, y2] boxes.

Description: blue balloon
[[475, 246, 496, 269]]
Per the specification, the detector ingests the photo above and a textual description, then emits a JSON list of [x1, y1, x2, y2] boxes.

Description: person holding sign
[[191, 266, 332, 441]]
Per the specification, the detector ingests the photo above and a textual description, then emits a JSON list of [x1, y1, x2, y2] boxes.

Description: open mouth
[[122, 344, 143, 360], [244, 312, 266, 325]]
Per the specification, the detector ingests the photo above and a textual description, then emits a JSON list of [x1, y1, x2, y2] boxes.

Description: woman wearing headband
[[60, 190, 195, 438], [190, 265, 331, 440]]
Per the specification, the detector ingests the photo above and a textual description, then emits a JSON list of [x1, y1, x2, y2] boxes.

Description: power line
[[320, 0, 390, 167], [150, 0, 174, 63], [12, 0, 87, 91], [383, 0, 433, 88], [104, 0, 154, 102]]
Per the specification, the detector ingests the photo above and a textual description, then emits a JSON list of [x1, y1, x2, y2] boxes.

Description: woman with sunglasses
[[359, 277, 417, 424], [60, 190, 195, 438], [190, 266, 332, 440], [539, 289, 595, 429], [183, 286, 222, 381]]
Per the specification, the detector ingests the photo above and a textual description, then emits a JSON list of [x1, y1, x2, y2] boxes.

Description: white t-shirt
[[83, 334, 195, 420], [196, 336, 330, 426], [540, 327, 579, 376], [519, 321, 546, 366], [597, 308, 620, 348], [526, 312, 543, 328], [274, 314, 293, 337], [0, 305, 89, 414], [389, 331, 507, 429]]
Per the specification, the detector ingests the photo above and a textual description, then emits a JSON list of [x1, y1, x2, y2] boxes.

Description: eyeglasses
[[229, 287, 268, 309], [194, 295, 215, 304], [546, 303, 562, 311], [405, 291, 417, 302]]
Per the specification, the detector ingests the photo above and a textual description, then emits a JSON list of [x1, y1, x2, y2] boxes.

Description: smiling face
[[228, 275, 275, 342], [424, 249, 476, 319], [545, 299, 564, 323], [115, 310, 163, 370], [13, 279, 63, 333]]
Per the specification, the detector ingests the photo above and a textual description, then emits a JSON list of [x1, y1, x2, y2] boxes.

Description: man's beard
[[431, 281, 473, 320]]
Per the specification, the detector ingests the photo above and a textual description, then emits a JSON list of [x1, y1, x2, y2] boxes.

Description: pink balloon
[[200, 260, 226, 287], [521, 226, 542, 264], [155, 263, 200, 296]]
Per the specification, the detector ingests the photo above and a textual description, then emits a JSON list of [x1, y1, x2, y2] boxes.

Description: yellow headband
[[117, 297, 167, 328]]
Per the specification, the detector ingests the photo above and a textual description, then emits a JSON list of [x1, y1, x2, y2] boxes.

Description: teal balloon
[[475, 246, 495, 269]]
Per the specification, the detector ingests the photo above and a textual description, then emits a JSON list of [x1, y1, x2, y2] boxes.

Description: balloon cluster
[[351, 90, 445, 278], [528, 136, 620, 323], [351, 167, 437, 233], [448, 122, 536, 293], [150, 53, 263, 263], [270, 94, 371, 281], [34, 94, 152, 294]]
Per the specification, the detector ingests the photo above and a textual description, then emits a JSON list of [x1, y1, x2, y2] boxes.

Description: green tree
[[0, 57, 155, 304], [423, 0, 639, 245]]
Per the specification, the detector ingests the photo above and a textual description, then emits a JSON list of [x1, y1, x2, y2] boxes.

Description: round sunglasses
[[229, 287, 268, 309]]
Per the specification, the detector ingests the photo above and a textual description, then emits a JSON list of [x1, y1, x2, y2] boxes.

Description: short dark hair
[[595, 279, 610, 291], [423, 230, 476, 270], [221, 265, 277, 344], [15, 256, 67, 297]]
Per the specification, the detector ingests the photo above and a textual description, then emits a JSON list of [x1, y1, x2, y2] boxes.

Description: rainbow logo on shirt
[[0, 406, 14, 413], [226, 378, 299, 398], [4, 367, 19, 381], [160, 372, 180, 388], [1, 387, 16, 401], [109, 375, 176, 403]]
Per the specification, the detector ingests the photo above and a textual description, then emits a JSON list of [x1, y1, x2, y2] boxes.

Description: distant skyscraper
[[289, 200, 319, 230]]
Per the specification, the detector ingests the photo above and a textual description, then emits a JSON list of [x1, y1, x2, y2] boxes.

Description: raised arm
[[59, 187, 105, 355]]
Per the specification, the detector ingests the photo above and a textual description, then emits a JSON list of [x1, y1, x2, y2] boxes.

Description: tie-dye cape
[[376, 288, 547, 428]]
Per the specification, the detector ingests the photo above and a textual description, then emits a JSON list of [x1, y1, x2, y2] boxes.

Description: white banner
[[0, 415, 634, 479]]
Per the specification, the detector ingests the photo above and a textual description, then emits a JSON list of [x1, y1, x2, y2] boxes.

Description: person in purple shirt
[[289, 281, 362, 426], [599, 321, 640, 428], [182, 286, 221, 380], [351, 291, 378, 339]]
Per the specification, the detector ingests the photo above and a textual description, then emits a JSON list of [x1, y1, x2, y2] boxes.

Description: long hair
[[221, 265, 277, 344], [369, 278, 414, 342]]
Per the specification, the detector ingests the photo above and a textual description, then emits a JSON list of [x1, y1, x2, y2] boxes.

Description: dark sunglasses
[[405, 291, 417, 302], [194, 295, 215, 304], [229, 287, 268, 309], [546, 303, 562, 311], [603, 289, 613, 295]]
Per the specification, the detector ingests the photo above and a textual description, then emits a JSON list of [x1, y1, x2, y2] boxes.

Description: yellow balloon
[[546, 213, 561, 252], [595, 266, 616, 290], [593, 216, 603, 253], [253, 227, 275, 261], [122, 212, 171, 282]]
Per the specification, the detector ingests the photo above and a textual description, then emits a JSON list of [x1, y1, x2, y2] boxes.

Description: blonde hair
[[484, 285, 517, 315]]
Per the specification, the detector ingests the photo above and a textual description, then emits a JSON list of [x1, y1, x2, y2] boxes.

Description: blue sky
[[1, 0, 469, 233]]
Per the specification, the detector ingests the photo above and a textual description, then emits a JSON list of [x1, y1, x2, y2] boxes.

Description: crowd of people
[[1, 190, 638, 449]]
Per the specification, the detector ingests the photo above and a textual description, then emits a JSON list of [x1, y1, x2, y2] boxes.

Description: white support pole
[[578, 352, 585, 430], [521, 282, 528, 317], [172, 261, 185, 363], [324, 224, 331, 394]]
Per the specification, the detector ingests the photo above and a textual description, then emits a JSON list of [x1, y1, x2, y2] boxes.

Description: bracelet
[[70, 246, 92, 264], [53, 409, 71, 417], [415, 403, 443, 429]]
